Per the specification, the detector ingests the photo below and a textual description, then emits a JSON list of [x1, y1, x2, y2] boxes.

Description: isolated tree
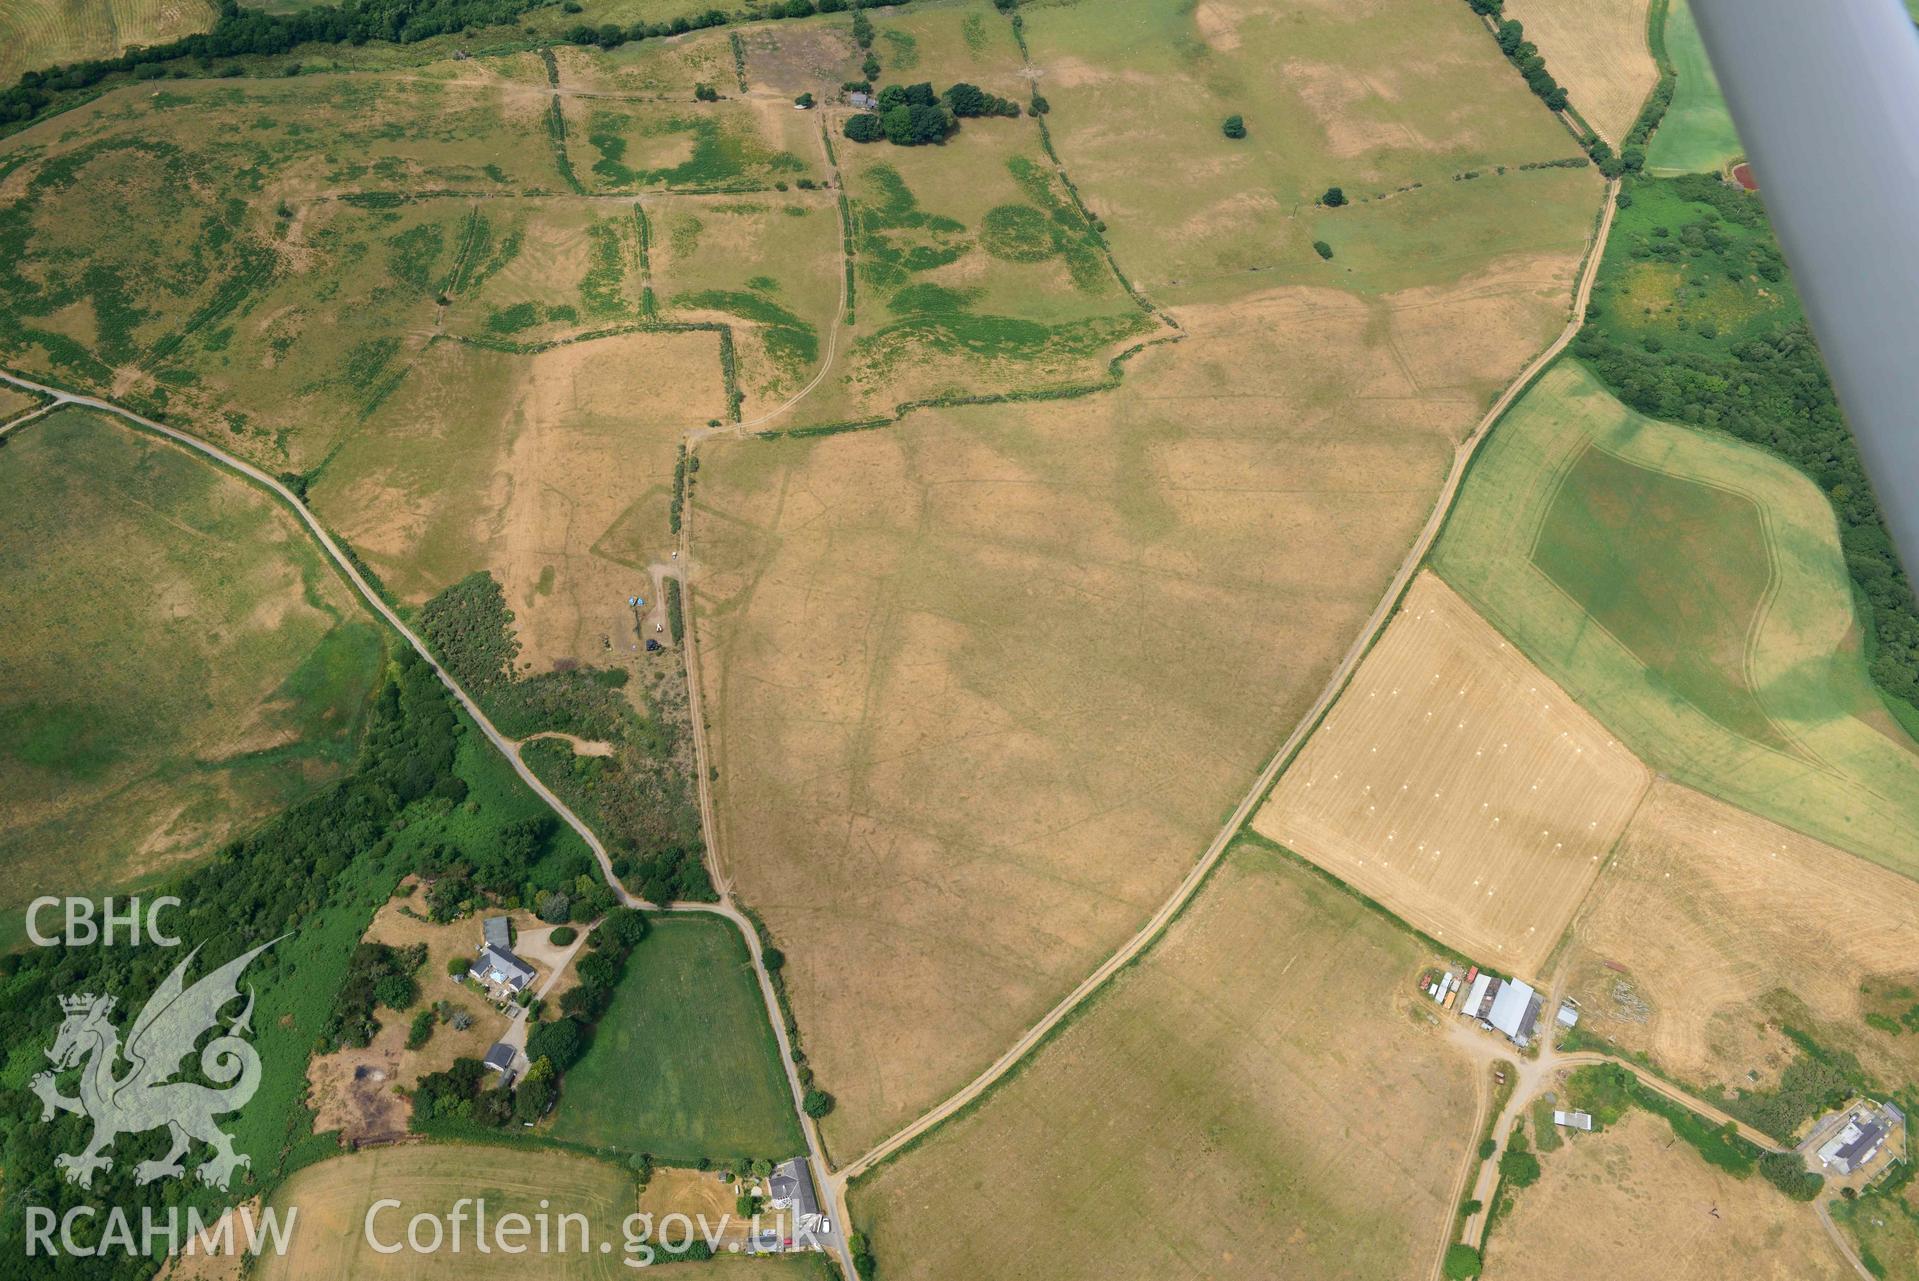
[[694, 82, 719, 102], [1221, 113, 1246, 139], [1321, 185, 1347, 207], [802, 1088, 835, 1118], [1312, 239, 1333, 260], [794, 92, 815, 108]]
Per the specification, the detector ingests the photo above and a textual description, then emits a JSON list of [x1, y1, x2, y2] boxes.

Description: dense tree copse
[[1578, 174, 1919, 710]]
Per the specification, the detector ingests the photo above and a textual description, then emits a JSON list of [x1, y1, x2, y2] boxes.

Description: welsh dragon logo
[[30, 940, 276, 1191]]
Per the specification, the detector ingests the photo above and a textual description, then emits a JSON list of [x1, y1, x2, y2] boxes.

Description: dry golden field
[[1563, 779, 1919, 1099], [1023, 0, 1600, 303], [309, 331, 722, 671], [1502, 0, 1659, 144], [256, 1146, 834, 1280], [0, 0, 214, 87], [694, 250, 1594, 1154], [850, 842, 1477, 1281], [1254, 572, 1650, 977], [1481, 1109, 1846, 1281]]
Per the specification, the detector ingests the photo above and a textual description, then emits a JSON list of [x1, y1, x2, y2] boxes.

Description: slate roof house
[[470, 917, 536, 993]]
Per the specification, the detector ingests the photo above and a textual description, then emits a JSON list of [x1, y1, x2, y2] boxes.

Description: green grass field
[[1644, 0, 1741, 176], [0, 409, 385, 948], [548, 912, 803, 1163], [1434, 360, 1919, 877], [1532, 442, 1786, 749], [1586, 174, 1795, 352]]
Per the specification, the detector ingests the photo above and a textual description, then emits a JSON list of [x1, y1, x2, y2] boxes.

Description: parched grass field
[[0, 409, 384, 947], [794, 105, 1158, 425], [0, 0, 214, 88], [1480, 1108, 1845, 1281], [547, 912, 804, 1163], [552, 26, 738, 97], [1433, 361, 1919, 877], [1562, 779, 1919, 1108], [1644, 0, 1742, 176], [647, 188, 842, 414], [1022, 0, 1600, 303], [693, 240, 1593, 1153], [0, 383, 40, 419], [566, 96, 821, 194], [1254, 572, 1649, 977], [1501, 0, 1658, 145], [442, 199, 649, 345], [850, 841, 1477, 1281], [257, 1145, 837, 1279], [309, 330, 722, 670], [304, 879, 510, 1145], [0, 68, 568, 469], [1833, 1185, 1919, 1281]]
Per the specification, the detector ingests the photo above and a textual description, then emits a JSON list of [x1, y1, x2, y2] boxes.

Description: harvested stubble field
[[0, 409, 383, 947], [850, 841, 1477, 1281], [1254, 571, 1649, 977], [256, 1145, 833, 1280], [1433, 361, 1919, 878], [1500, 0, 1659, 145], [1480, 1109, 1845, 1281], [0, 0, 214, 87], [1562, 779, 1919, 1105], [309, 330, 722, 671], [1021, 0, 1601, 303], [1644, 0, 1742, 176], [693, 240, 1593, 1154]]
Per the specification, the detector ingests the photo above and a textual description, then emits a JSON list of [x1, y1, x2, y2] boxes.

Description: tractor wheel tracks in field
[[0, 366, 860, 1281]]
